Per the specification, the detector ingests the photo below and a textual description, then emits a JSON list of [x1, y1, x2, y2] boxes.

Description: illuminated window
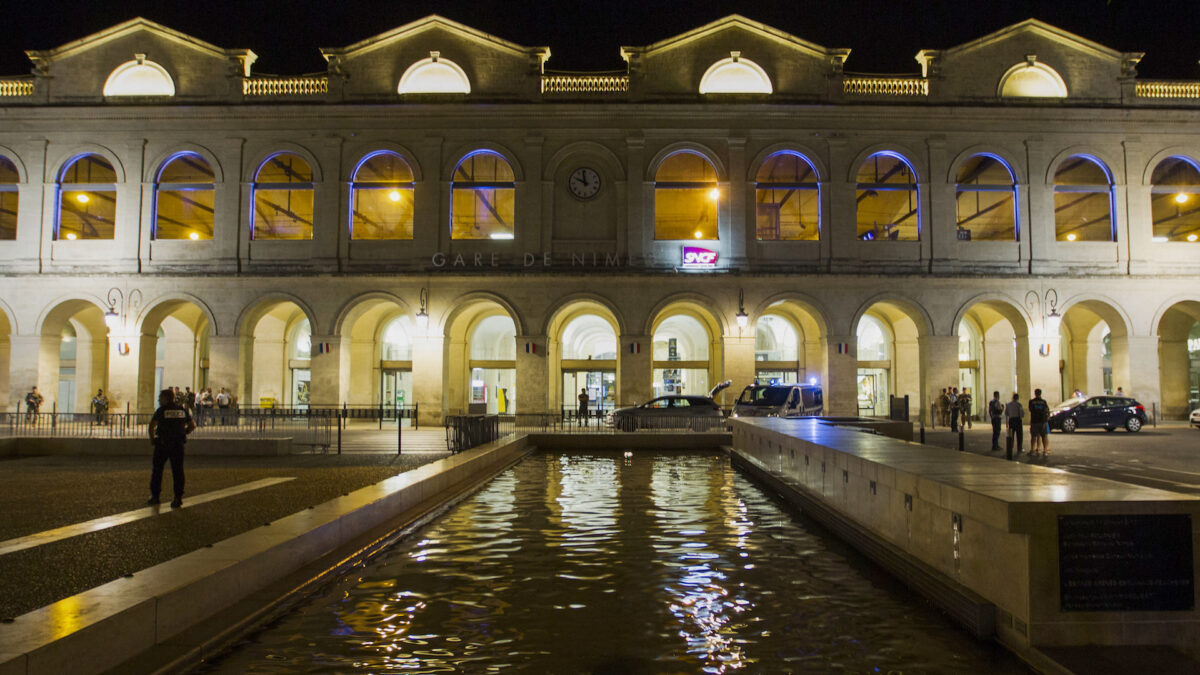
[[1054, 155, 1114, 242], [382, 317, 413, 361], [57, 154, 117, 240], [857, 315, 890, 361], [289, 319, 312, 359], [0, 156, 17, 240], [154, 153, 214, 240], [351, 152, 414, 240], [451, 151, 514, 240], [856, 152, 918, 241], [756, 151, 818, 240], [998, 60, 1067, 98], [955, 154, 1016, 241], [655, 151, 718, 240], [103, 55, 175, 97], [252, 153, 314, 240], [699, 53, 772, 94], [1149, 156, 1200, 243], [397, 52, 470, 94]]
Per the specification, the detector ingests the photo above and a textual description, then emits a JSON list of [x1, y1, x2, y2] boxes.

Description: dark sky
[[4, 0, 1199, 78]]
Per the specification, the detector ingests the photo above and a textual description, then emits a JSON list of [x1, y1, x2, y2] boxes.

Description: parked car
[[608, 382, 729, 431], [1048, 395, 1147, 433], [731, 383, 824, 419], [1191, 407, 1200, 429]]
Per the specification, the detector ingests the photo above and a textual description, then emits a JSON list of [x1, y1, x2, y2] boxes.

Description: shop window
[[57, 154, 117, 240], [397, 53, 470, 94], [351, 152, 415, 240], [253, 152, 314, 240], [856, 152, 918, 241], [451, 151, 514, 240], [1054, 155, 1114, 242], [655, 151, 718, 240], [154, 153, 214, 240], [103, 55, 175, 97], [955, 154, 1016, 241], [0, 155, 17, 240], [755, 151, 818, 240], [699, 53, 772, 94], [1150, 156, 1200, 243]]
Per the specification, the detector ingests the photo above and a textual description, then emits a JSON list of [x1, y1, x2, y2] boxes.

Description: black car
[[1048, 396, 1147, 433]]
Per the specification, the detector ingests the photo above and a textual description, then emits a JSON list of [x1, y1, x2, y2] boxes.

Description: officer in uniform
[[148, 388, 195, 508]]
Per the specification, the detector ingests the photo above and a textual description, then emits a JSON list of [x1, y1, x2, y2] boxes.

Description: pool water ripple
[[204, 451, 1028, 674]]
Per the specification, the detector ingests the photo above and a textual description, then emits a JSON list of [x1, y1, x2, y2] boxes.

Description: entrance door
[[291, 368, 311, 409], [381, 369, 413, 411], [563, 370, 616, 414], [856, 368, 890, 417], [57, 372, 75, 414]]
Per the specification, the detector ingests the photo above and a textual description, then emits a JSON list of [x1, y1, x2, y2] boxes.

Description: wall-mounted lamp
[[415, 287, 429, 333], [1025, 289, 1060, 357], [104, 286, 142, 336], [736, 289, 749, 329]]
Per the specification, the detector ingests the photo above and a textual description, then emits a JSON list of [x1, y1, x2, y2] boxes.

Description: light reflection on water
[[204, 451, 1027, 674]]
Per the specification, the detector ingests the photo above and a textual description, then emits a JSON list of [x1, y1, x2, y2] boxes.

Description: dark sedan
[[1048, 396, 1147, 433], [608, 395, 724, 431]]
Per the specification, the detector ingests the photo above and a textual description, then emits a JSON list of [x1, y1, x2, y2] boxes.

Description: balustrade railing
[[0, 78, 34, 97], [1135, 81, 1200, 99], [843, 76, 929, 97], [243, 77, 328, 96], [542, 73, 629, 94]]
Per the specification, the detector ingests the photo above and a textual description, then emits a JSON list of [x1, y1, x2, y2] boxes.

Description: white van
[[732, 383, 824, 418]]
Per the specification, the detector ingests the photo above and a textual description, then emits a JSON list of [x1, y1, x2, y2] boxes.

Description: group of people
[[166, 386, 235, 426], [986, 389, 1053, 460], [935, 387, 974, 432]]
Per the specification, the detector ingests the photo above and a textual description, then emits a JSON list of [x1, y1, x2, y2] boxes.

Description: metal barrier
[[2, 411, 333, 451], [444, 415, 502, 453]]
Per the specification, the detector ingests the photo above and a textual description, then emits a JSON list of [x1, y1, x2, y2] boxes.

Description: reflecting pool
[[205, 451, 1027, 673]]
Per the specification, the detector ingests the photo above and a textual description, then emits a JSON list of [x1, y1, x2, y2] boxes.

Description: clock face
[[568, 167, 601, 200]]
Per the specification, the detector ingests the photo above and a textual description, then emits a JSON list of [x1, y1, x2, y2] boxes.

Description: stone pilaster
[[618, 334, 652, 406], [412, 334, 445, 425], [822, 335, 857, 416], [515, 334, 548, 414], [308, 335, 349, 406]]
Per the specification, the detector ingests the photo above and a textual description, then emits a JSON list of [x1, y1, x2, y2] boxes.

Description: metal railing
[[243, 76, 328, 96], [3, 411, 333, 450], [843, 76, 929, 97], [542, 72, 629, 94], [239, 404, 418, 428], [444, 414, 502, 452], [1135, 81, 1200, 99]]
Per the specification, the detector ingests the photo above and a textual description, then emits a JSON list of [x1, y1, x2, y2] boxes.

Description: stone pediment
[[619, 15, 849, 99], [319, 15, 549, 101], [25, 17, 253, 102]]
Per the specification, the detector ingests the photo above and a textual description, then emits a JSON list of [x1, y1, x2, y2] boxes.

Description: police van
[[731, 383, 824, 418]]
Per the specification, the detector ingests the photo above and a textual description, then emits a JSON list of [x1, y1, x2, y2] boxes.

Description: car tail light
[[1135, 404, 1145, 413]]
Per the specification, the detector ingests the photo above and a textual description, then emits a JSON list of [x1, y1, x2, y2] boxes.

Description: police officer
[[148, 388, 195, 508]]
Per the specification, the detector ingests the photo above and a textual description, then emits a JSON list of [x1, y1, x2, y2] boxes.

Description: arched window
[[289, 319, 312, 359], [857, 315, 890, 361], [653, 314, 710, 396], [381, 316, 413, 361], [397, 53, 471, 94], [103, 56, 175, 97], [561, 315, 617, 359], [955, 154, 1016, 241], [154, 153, 214, 240], [1054, 155, 1114, 242], [0, 155, 17, 240], [856, 152, 918, 241], [468, 314, 516, 414], [253, 153, 314, 240], [998, 60, 1067, 98], [755, 315, 800, 384], [351, 152, 415, 240], [756, 151, 818, 241], [57, 154, 117, 240], [699, 54, 772, 94], [655, 151, 718, 240], [451, 151, 514, 240], [1150, 156, 1200, 243]]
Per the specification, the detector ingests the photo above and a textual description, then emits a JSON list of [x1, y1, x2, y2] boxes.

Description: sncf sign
[[681, 246, 719, 268]]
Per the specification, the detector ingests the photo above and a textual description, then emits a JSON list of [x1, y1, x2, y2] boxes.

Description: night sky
[[3, 0, 1198, 79]]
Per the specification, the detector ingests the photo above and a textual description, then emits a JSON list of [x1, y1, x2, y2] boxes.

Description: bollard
[[958, 429, 964, 451], [397, 413, 402, 456], [337, 416, 342, 455], [919, 422, 925, 444]]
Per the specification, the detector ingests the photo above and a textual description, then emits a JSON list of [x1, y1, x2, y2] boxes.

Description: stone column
[[7, 335, 55, 411], [822, 335, 857, 416], [919, 335, 959, 424], [515, 335, 548, 414], [308, 335, 348, 406], [1112, 336, 1161, 410], [721, 334, 755, 408], [206, 335, 245, 403], [412, 334, 445, 426], [106, 332, 154, 412], [726, 136, 747, 266], [618, 334, 652, 406]]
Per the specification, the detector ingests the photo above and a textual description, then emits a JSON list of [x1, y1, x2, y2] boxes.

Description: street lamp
[[736, 289, 749, 329], [415, 287, 429, 333], [1025, 289, 1060, 357], [104, 286, 142, 333]]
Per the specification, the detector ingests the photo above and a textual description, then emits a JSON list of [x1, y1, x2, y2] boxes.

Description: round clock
[[568, 167, 601, 200]]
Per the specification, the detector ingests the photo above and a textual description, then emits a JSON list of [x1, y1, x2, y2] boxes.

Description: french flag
[[629, 342, 641, 354], [525, 342, 537, 354], [836, 342, 850, 355]]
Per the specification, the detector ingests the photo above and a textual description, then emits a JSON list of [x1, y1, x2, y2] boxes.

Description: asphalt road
[[921, 420, 1200, 495]]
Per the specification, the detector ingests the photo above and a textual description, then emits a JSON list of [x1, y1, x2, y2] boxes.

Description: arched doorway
[[38, 300, 108, 412], [1156, 300, 1200, 418], [138, 299, 213, 412], [445, 298, 519, 415], [1060, 300, 1129, 401], [558, 312, 618, 414], [240, 299, 313, 409], [854, 300, 926, 418], [650, 303, 721, 398], [955, 299, 1031, 414]]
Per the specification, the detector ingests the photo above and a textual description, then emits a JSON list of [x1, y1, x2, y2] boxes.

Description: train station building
[[0, 14, 1198, 424]]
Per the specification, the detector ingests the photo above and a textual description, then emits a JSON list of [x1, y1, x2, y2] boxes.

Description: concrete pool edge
[[0, 434, 534, 675]]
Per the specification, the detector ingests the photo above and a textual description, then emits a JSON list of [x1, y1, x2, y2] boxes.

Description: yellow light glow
[[65, 232, 77, 240], [189, 232, 200, 240], [1066, 233, 1077, 241], [1189, 234, 1198, 242], [75, 194, 90, 204], [388, 190, 402, 202], [693, 230, 703, 239], [709, 188, 720, 200], [1176, 193, 1189, 204]]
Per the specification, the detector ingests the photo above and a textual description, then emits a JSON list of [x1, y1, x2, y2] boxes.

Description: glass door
[[291, 368, 311, 409]]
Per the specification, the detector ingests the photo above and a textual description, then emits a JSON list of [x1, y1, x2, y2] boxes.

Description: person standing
[[1004, 393, 1025, 458], [959, 388, 973, 430], [148, 388, 195, 508], [91, 388, 109, 424], [578, 387, 590, 420], [1028, 388, 1051, 459], [987, 391, 1004, 451], [215, 387, 231, 425], [936, 388, 949, 429], [24, 386, 43, 424], [948, 387, 959, 432]]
